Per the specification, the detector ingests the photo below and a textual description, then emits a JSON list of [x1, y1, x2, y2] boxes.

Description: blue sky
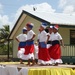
[[0, 0, 59, 15], [0, 0, 75, 30]]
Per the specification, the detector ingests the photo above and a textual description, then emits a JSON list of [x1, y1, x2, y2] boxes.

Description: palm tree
[[0, 25, 13, 60], [0, 25, 10, 43]]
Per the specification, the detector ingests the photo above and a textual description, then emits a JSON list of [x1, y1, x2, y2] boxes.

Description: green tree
[[0, 25, 12, 55], [0, 25, 10, 43]]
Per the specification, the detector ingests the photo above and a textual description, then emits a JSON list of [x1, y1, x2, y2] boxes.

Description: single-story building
[[9, 10, 75, 63]]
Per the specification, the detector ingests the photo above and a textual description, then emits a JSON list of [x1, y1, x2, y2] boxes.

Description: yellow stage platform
[[0, 62, 75, 75], [18, 64, 75, 75]]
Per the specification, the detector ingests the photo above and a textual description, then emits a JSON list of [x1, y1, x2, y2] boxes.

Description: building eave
[[9, 10, 75, 39]]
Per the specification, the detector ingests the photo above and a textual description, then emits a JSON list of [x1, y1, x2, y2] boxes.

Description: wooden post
[[8, 39, 9, 60]]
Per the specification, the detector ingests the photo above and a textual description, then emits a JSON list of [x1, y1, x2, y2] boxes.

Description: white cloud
[[59, 0, 75, 15], [63, 5, 74, 14], [34, 3, 55, 12], [59, 0, 75, 8], [0, 3, 11, 29], [0, 2, 56, 30], [13, 2, 55, 26], [59, 0, 67, 8], [0, 15, 12, 28]]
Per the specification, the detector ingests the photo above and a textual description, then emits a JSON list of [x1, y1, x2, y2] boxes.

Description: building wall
[[59, 27, 75, 56], [12, 15, 75, 58], [12, 15, 41, 58], [59, 27, 75, 45], [59, 27, 70, 44]]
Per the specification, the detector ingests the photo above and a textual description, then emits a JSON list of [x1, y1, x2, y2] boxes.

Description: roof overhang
[[9, 11, 27, 39], [9, 10, 75, 39], [22, 10, 75, 26]]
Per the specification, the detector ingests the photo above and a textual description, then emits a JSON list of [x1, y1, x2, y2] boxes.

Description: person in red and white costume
[[47, 26, 54, 49], [26, 22, 36, 66], [49, 24, 64, 66], [16, 27, 27, 64], [47, 26, 55, 64], [38, 22, 52, 65]]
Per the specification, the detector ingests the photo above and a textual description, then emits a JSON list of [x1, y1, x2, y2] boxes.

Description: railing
[[61, 45, 75, 56]]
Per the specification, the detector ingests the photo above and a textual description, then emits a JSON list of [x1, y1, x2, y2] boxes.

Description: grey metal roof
[[24, 10, 75, 25], [9, 10, 75, 39]]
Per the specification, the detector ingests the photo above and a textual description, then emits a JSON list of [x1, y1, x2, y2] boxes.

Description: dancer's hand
[[45, 41, 47, 44], [62, 45, 65, 48]]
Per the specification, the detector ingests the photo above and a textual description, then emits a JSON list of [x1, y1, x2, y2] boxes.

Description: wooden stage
[[0, 62, 75, 69], [2, 63, 75, 69]]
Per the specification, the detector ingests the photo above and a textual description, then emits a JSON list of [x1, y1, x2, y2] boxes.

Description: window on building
[[70, 30, 75, 45]]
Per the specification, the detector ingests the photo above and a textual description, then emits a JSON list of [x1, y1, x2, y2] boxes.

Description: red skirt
[[38, 46, 50, 61], [49, 44, 61, 59], [24, 45, 34, 55]]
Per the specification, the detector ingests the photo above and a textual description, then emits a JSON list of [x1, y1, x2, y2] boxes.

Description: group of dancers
[[16, 22, 65, 66]]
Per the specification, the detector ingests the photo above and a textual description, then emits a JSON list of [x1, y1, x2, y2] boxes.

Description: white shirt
[[39, 30, 48, 42], [27, 30, 35, 40], [49, 32, 54, 41], [16, 34, 27, 42], [51, 32, 62, 41]]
